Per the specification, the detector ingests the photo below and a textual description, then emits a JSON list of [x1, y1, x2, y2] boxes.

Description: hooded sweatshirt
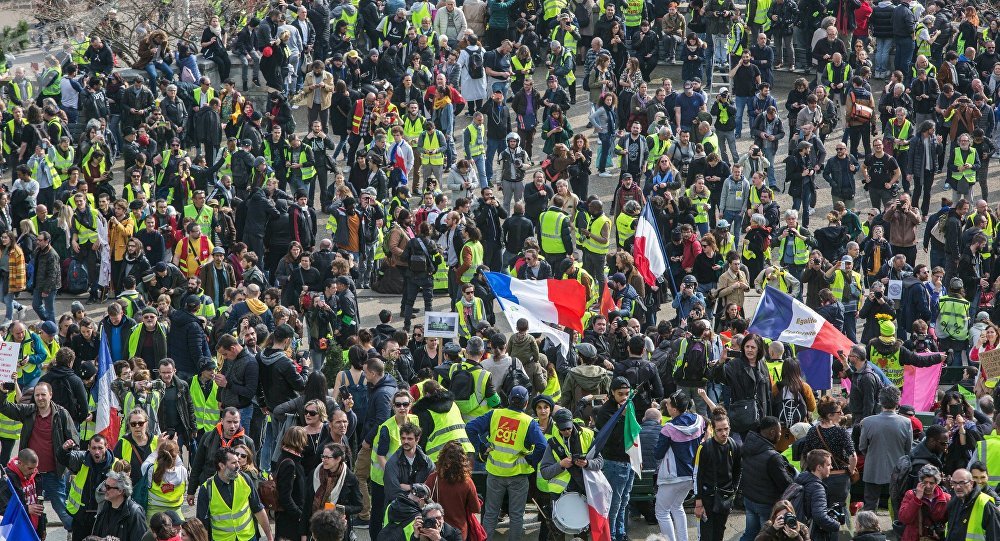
[[258, 347, 307, 410], [412, 391, 460, 451], [560, 364, 612, 409], [3, 459, 39, 528], [653, 412, 706, 483]]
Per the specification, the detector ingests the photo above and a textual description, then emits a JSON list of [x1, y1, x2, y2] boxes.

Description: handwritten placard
[[979, 348, 1000, 381], [0, 341, 20, 384]]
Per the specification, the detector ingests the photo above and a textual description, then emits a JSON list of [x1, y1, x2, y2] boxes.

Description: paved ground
[[0, 8, 919, 539]]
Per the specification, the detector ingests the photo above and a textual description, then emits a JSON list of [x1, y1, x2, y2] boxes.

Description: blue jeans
[[32, 289, 54, 323], [39, 471, 71, 529], [741, 498, 774, 541], [734, 96, 750, 138], [144, 61, 174, 87], [792, 185, 815, 227], [894, 37, 915, 77], [712, 34, 728, 65], [485, 138, 504, 184], [843, 309, 858, 342], [470, 155, 486, 188], [875, 38, 892, 73], [3, 291, 22, 321], [598, 132, 614, 172], [238, 405, 253, 434], [701, 33, 715, 88], [603, 460, 635, 541], [723, 210, 744, 245]]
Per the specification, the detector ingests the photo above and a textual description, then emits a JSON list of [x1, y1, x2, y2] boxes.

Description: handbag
[[728, 399, 760, 434], [466, 510, 487, 541], [815, 425, 860, 483]]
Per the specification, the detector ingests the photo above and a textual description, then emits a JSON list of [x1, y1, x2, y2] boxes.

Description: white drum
[[552, 492, 589, 534]]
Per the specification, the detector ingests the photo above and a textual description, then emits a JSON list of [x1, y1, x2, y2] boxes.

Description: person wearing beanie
[[465, 385, 548, 541], [559, 343, 612, 415], [865, 319, 946, 389], [126, 307, 168, 368], [538, 408, 604, 537]]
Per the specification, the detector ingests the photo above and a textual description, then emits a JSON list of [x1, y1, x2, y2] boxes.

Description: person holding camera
[[755, 499, 811, 540], [792, 449, 845, 541], [897, 463, 950, 541]]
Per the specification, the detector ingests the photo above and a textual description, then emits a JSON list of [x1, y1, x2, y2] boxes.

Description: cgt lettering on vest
[[495, 415, 523, 445]]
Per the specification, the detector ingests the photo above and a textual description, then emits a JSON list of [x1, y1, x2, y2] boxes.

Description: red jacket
[[681, 237, 703, 271], [853, 1, 873, 36], [897, 485, 951, 541]]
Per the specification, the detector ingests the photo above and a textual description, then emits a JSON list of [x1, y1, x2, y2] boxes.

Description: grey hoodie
[[718, 175, 750, 214]]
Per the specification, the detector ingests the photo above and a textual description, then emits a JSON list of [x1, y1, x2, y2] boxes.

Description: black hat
[[335, 276, 351, 286], [154, 262, 168, 273], [78, 361, 98, 381], [611, 376, 632, 391], [553, 408, 575, 430], [443, 341, 462, 355]]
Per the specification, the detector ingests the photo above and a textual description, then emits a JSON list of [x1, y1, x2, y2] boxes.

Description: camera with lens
[[783, 513, 797, 529], [812, 258, 821, 266], [150, 380, 166, 392], [608, 310, 629, 329], [827, 503, 846, 525], [422, 517, 439, 530]]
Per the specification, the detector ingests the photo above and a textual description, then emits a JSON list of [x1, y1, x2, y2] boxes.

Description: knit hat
[[879, 320, 896, 339]]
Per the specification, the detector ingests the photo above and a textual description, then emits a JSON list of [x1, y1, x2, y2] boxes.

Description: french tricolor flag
[[748, 287, 854, 356], [634, 203, 667, 286], [485, 272, 587, 332], [95, 335, 121, 449]]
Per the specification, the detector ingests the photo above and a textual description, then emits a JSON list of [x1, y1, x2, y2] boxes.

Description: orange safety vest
[[351, 99, 367, 135], [178, 236, 211, 277]]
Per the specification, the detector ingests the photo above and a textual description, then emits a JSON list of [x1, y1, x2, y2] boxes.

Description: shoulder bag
[[815, 426, 859, 483]]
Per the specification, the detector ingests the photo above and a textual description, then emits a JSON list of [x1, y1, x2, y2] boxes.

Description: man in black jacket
[[474, 187, 507, 271], [215, 334, 260, 432], [38, 347, 88, 425], [167, 296, 209, 379], [611, 336, 665, 416], [0, 383, 77, 528], [155, 358, 196, 451], [740, 417, 796, 541], [796, 449, 843, 541], [501, 202, 534, 268]]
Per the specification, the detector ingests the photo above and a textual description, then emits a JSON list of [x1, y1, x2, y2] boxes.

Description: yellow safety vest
[[550, 25, 579, 52], [615, 212, 636, 246], [686, 187, 711, 224], [461, 240, 483, 283], [31, 155, 62, 190], [184, 204, 215, 231], [0, 391, 20, 440], [411, 3, 433, 28], [538, 427, 593, 493], [7, 81, 34, 110], [72, 208, 101, 246], [581, 214, 611, 255], [370, 414, 418, 485], [205, 474, 257, 541], [869, 346, 903, 388], [449, 362, 491, 421], [539, 210, 569, 255], [622, 0, 643, 27], [951, 147, 978, 184], [40, 66, 61, 96], [486, 408, 537, 476], [777, 233, 809, 265], [938, 295, 971, 341], [425, 404, 474, 461], [147, 468, 186, 512], [118, 435, 159, 465], [829, 270, 863, 302], [945, 491, 995, 541], [2, 118, 26, 153], [646, 136, 671, 167], [454, 296, 485, 339], [465, 123, 485, 158], [49, 147, 75, 185], [193, 87, 216, 107], [974, 436, 1000, 484], [336, 7, 358, 39], [915, 23, 932, 58], [421, 131, 445, 166], [190, 375, 220, 432], [285, 147, 317, 180], [543, 0, 568, 20], [889, 120, 912, 151], [402, 115, 425, 140]]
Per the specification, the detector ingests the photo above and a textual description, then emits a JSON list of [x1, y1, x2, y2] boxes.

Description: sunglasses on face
[[130, 421, 146, 427], [305, 410, 319, 416], [235, 452, 248, 458], [394, 402, 411, 408]]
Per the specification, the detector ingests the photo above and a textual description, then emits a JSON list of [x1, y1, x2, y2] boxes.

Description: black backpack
[[673, 338, 708, 382], [407, 238, 432, 275], [889, 454, 925, 516], [467, 48, 485, 79], [65, 258, 89, 295], [499, 359, 532, 406], [450, 364, 476, 402]]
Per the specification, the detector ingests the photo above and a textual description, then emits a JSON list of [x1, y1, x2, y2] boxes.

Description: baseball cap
[[611, 272, 627, 285], [508, 385, 529, 404], [443, 342, 462, 356], [212, 246, 226, 255], [841, 255, 853, 264], [554, 409, 575, 430], [718, 86, 729, 94]]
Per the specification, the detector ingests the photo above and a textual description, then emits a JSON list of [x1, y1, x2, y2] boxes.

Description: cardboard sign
[[0, 341, 19, 385], [424, 312, 459, 338], [979, 348, 1000, 380]]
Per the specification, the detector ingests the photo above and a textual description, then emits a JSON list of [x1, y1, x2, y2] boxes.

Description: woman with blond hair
[[142, 437, 188, 518], [0, 229, 26, 325]]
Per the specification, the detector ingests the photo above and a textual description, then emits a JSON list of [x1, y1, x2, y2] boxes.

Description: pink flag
[[583, 468, 612, 541], [901, 363, 943, 412]]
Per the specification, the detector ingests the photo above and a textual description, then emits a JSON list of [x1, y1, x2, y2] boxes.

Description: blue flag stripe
[[747, 287, 793, 337], [485, 272, 518, 304]]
